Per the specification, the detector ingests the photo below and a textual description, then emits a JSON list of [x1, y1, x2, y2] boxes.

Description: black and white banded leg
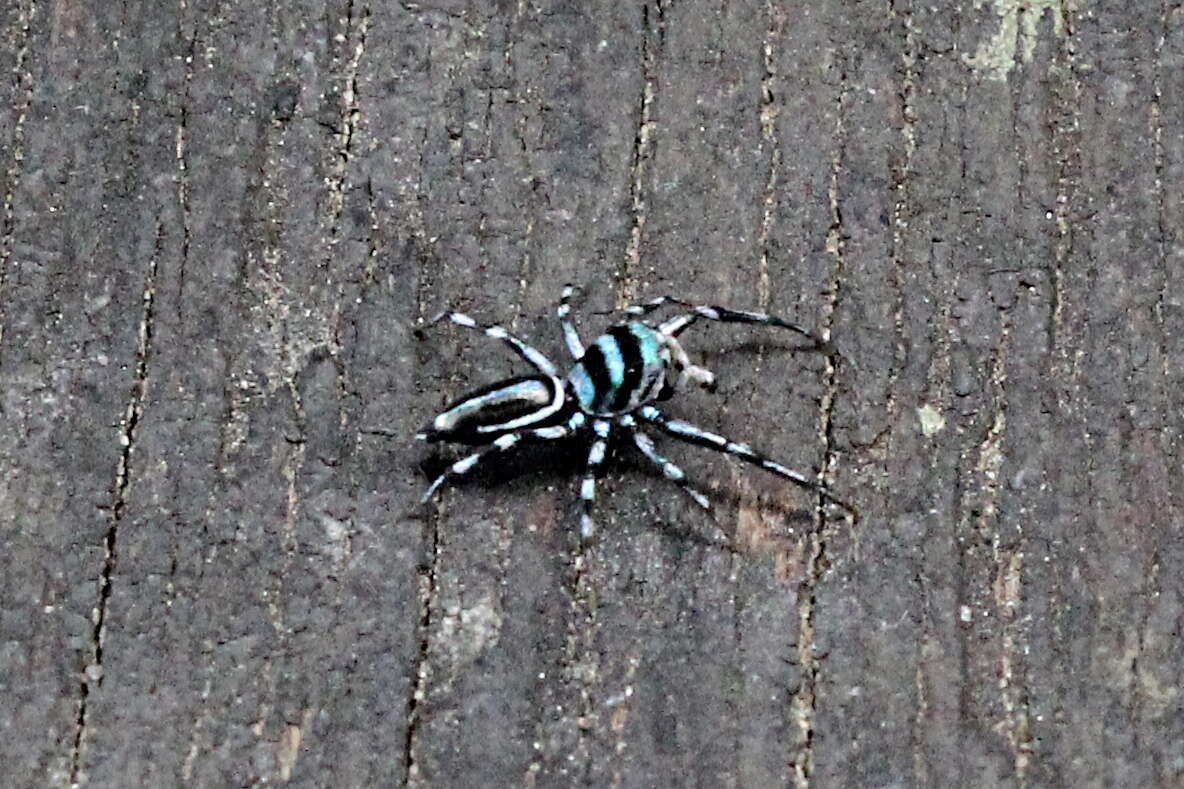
[[579, 419, 612, 540], [421, 425, 570, 502], [624, 295, 829, 350], [425, 311, 559, 377], [557, 284, 585, 360], [619, 415, 710, 510], [637, 406, 858, 519]]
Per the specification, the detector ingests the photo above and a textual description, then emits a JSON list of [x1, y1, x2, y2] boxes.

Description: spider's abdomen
[[419, 375, 564, 444], [567, 322, 669, 415]]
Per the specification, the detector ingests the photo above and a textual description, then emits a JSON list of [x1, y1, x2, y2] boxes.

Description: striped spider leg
[[420, 423, 575, 503], [636, 405, 859, 521], [625, 295, 837, 356], [424, 310, 560, 377], [617, 293, 857, 519], [557, 283, 585, 359], [617, 414, 711, 511], [577, 413, 716, 542], [578, 419, 611, 540]]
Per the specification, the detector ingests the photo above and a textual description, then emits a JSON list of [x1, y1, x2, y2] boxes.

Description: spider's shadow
[[417, 435, 588, 493], [625, 461, 823, 550], [419, 435, 825, 552]]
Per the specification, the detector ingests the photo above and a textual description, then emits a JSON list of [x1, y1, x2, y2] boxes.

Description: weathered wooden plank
[[73, 1, 430, 784], [0, 1, 161, 783], [1, 1, 1181, 787], [572, 3, 813, 786], [1028, 3, 1181, 785]]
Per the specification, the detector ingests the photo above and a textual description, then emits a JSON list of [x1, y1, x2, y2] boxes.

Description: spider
[[416, 284, 858, 540]]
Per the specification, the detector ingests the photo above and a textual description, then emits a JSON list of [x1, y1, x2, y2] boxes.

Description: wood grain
[[1, 1, 1180, 786]]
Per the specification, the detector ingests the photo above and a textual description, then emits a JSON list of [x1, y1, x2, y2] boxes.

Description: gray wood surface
[[1, 1, 1180, 786]]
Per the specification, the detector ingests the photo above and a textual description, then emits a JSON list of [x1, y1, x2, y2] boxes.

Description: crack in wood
[[0, 0, 36, 356], [69, 216, 162, 784], [174, 18, 197, 323], [1150, 1, 1181, 525], [789, 57, 851, 789], [757, 0, 785, 315], [618, 0, 663, 308], [402, 523, 438, 786], [979, 322, 1034, 784], [324, 1, 371, 262]]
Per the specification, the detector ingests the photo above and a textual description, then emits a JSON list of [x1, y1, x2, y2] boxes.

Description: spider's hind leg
[[420, 310, 560, 377], [421, 425, 571, 503]]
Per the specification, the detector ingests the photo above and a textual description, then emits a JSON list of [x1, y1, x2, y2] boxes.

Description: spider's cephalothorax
[[417, 286, 857, 539]]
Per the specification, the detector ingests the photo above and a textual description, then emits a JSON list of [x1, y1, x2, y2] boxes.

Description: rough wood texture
[[1, 1, 1180, 786]]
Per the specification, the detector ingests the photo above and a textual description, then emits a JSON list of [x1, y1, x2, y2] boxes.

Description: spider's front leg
[[637, 406, 858, 520], [625, 295, 832, 353], [618, 415, 711, 510]]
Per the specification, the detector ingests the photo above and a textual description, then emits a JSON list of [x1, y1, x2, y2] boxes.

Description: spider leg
[[619, 415, 710, 510], [624, 296, 830, 352], [578, 419, 612, 540], [423, 311, 559, 377], [421, 425, 570, 503], [558, 283, 585, 359], [622, 294, 689, 318], [637, 405, 858, 520]]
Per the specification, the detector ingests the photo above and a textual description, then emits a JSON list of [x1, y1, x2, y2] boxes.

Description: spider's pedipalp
[[661, 331, 716, 395]]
